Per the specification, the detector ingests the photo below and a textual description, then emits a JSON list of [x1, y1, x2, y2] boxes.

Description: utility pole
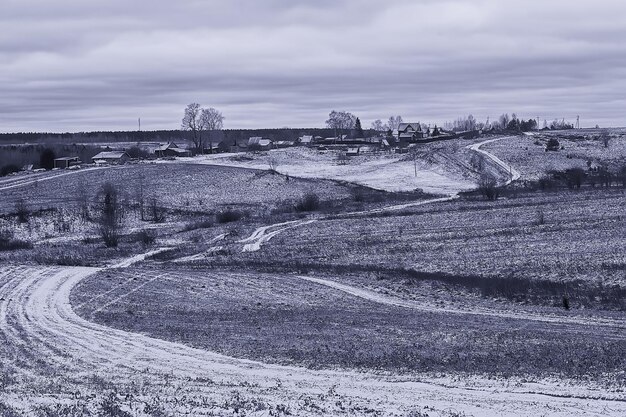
[[576, 115, 580, 129], [138, 118, 141, 131]]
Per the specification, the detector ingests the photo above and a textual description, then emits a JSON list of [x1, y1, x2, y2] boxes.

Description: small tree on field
[[565, 168, 585, 189], [97, 183, 123, 247], [479, 175, 499, 200], [149, 197, 166, 223], [600, 130, 611, 148]]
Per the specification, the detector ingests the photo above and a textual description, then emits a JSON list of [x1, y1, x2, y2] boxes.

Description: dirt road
[[1, 263, 625, 416]]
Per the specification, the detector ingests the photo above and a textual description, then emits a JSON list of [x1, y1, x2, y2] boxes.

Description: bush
[[564, 167, 585, 189], [545, 138, 560, 151], [136, 229, 156, 246], [15, 199, 29, 223], [216, 209, 244, 223], [295, 192, 320, 212], [0, 229, 32, 251], [182, 218, 214, 231], [478, 176, 499, 201]]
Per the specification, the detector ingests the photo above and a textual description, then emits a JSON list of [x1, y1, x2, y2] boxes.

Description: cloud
[[1, 0, 625, 132]]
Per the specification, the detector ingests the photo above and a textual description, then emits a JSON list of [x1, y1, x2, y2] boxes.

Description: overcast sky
[[1, 0, 625, 132]]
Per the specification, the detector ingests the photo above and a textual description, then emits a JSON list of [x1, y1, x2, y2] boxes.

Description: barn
[[92, 151, 130, 165], [155, 142, 192, 158], [53, 156, 80, 169]]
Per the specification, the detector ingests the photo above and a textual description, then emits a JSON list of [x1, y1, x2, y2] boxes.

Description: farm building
[[248, 137, 273, 151], [92, 151, 130, 165], [53, 156, 80, 169], [154, 142, 192, 158], [397, 123, 425, 142], [346, 146, 360, 156], [299, 135, 314, 146]]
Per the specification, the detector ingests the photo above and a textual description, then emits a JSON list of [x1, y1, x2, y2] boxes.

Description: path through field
[[0, 166, 109, 192], [238, 136, 515, 252], [1, 263, 625, 416], [467, 136, 521, 185]]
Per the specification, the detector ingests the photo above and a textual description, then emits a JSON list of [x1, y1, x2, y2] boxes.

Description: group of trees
[[325, 111, 357, 138], [370, 115, 403, 134], [181, 103, 225, 152]]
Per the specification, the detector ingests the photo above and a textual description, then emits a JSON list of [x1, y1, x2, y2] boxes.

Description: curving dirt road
[[1, 263, 625, 416]]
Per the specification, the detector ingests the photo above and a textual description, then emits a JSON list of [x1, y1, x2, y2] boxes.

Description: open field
[[223, 188, 626, 306], [71, 266, 626, 380], [482, 129, 626, 182]]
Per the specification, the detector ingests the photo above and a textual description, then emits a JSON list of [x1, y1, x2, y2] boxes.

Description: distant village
[[40, 121, 476, 169]]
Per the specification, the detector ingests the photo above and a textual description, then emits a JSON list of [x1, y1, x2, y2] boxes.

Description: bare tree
[[326, 111, 356, 139], [97, 183, 123, 248], [181, 103, 203, 152], [371, 119, 385, 133], [387, 115, 403, 131], [200, 107, 225, 150], [600, 130, 611, 148]]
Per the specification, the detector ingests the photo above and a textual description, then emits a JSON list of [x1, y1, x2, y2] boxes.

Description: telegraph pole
[[138, 118, 141, 131]]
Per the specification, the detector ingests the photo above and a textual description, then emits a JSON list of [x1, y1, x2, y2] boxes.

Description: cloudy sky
[[1, 0, 625, 132]]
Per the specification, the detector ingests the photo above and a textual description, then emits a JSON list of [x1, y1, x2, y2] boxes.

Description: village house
[[397, 123, 426, 143], [248, 137, 273, 151], [154, 142, 192, 158], [92, 151, 130, 165], [298, 135, 314, 146]]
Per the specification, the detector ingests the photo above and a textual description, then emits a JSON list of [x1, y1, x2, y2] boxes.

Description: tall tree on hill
[[200, 107, 225, 151], [326, 110, 356, 140], [354, 117, 365, 138], [181, 103, 203, 152]]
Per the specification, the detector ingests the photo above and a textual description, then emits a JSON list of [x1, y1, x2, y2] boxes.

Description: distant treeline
[[0, 128, 352, 145]]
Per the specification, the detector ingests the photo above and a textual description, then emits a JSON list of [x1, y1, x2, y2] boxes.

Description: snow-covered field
[[168, 146, 477, 195]]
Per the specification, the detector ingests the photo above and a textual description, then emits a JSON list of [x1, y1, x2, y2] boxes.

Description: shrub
[[216, 209, 244, 223], [183, 218, 214, 231], [149, 197, 166, 223], [136, 229, 156, 246], [15, 199, 29, 223], [295, 192, 320, 212], [0, 229, 32, 251], [478, 176, 499, 201], [564, 167, 585, 189], [545, 138, 560, 151]]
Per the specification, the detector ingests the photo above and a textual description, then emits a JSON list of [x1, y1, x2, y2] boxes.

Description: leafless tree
[[149, 197, 166, 223], [97, 183, 124, 247], [387, 115, 403, 131], [371, 119, 385, 133], [200, 107, 225, 150], [600, 130, 611, 148], [326, 111, 356, 139], [181, 103, 203, 152]]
